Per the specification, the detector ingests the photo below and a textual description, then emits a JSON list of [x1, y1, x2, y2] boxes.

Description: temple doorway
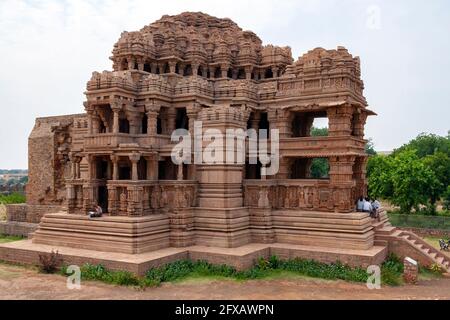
[[98, 186, 108, 213]]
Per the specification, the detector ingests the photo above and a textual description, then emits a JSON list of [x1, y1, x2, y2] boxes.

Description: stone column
[[166, 108, 177, 134], [352, 110, 368, 138], [249, 112, 261, 131], [75, 159, 81, 179], [169, 61, 177, 73], [328, 155, 356, 212], [191, 63, 199, 76], [268, 109, 291, 138], [87, 155, 96, 180], [128, 58, 135, 70], [245, 66, 253, 80], [145, 104, 160, 135], [111, 155, 119, 181], [327, 105, 354, 136], [177, 164, 184, 181], [208, 66, 215, 78], [221, 64, 229, 78], [112, 103, 120, 134], [271, 66, 279, 78], [87, 111, 94, 135], [145, 156, 158, 180], [130, 153, 141, 181]]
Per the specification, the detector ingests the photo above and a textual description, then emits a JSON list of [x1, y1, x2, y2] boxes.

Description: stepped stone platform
[[0, 239, 387, 276]]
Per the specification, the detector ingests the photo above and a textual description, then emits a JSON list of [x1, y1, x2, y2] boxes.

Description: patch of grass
[[388, 213, 450, 230], [0, 234, 24, 243]]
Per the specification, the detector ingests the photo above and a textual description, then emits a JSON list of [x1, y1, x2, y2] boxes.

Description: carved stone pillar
[[352, 111, 368, 138], [111, 102, 120, 134], [145, 104, 160, 135], [327, 105, 354, 136], [111, 155, 119, 181], [329, 155, 356, 212], [271, 66, 279, 78], [245, 66, 253, 80], [166, 108, 177, 134], [191, 63, 199, 76], [128, 112, 142, 135], [177, 164, 184, 181], [268, 109, 291, 138], [169, 61, 177, 73], [145, 156, 158, 180], [107, 185, 118, 215], [221, 64, 229, 78], [129, 153, 141, 181], [249, 112, 261, 131]]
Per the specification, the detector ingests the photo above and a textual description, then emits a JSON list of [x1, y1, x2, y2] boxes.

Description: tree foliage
[[367, 132, 450, 214]]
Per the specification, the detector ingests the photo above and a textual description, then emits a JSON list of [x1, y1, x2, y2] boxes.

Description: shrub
[[0, 193, 26, 205], [38, 250, 63, 273], [380, 254, 404, 286], [430, 263, 443, 274]]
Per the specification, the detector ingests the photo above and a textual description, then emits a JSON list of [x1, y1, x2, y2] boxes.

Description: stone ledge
[[0, 221, 38, 237], [0, 240, 387, 276]]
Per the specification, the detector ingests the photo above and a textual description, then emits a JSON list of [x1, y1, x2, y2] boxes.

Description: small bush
[[430, 263, 443, 274], [380, 254, 404, 286], [38, 250, 63, 273]]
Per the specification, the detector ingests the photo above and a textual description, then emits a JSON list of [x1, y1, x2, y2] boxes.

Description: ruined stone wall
[[6, 204, 62, 223], [27, 114, 86, 206]]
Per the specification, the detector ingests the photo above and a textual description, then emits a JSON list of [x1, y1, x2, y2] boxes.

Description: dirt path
[[1, 263, 450, 300]]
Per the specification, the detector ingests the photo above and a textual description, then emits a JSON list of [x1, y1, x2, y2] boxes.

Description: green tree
[[422, 151, 450, 205], [367, 154, 394, 199], [310, 127, 328, 137], [389, 150, 441, 213], [365, 138, 377, 156], [310, 159, 329, 179], [393, 133, 450, 158]]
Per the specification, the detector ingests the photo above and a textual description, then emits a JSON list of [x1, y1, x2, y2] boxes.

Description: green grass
[[0, 193, 26, 205], [0, 234, 24, 243], [388, 213, 450, 230], [60, 254, 408, 288]]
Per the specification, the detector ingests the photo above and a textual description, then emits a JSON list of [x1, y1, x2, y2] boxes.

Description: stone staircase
[[373, 210, 450, 273]]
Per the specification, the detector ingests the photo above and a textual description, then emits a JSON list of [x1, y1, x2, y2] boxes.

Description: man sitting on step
[[88, 204, 103, 218]]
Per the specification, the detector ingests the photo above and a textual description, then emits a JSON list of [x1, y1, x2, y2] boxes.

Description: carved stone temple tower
[[9, 12, 446, 274]]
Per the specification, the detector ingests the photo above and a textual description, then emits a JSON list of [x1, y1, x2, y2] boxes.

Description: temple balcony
[[83, 133, 171, 151], [279, 136, 366, 157], [244, 178, 355, 212], [106, 180, 197, 216]]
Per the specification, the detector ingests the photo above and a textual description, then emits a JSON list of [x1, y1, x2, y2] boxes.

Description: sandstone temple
[[1, 12, 449, 273]]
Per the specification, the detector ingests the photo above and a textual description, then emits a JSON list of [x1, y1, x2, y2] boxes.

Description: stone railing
[[244, 179, 352, 212], [280, 136, 366, 157], [84, 133, 171, 150], [107, 180, 197, 216]]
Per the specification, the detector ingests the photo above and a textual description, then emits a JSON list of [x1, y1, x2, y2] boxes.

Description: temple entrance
[[98, 186, 108, 213]]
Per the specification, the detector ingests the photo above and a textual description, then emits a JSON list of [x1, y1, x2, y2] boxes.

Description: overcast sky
[[0, 0, 449, 169]]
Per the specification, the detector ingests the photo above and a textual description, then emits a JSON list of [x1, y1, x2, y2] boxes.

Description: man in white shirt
[[356, 196, 364, 212], [362, 198, 372, 213]]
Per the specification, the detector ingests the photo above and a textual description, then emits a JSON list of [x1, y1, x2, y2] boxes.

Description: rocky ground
[[1, 263, 450, 300]]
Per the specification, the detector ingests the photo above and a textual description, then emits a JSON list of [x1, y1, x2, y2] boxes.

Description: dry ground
[[1, 263, 450, 300]]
